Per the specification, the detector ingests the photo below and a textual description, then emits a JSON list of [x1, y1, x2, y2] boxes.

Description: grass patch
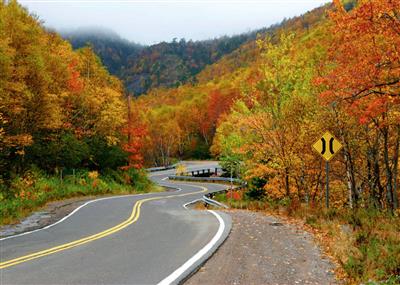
[[0, 168, 157, 225]]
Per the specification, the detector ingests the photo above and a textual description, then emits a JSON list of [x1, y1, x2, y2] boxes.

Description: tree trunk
[[382, 126, 394, 211], [374, 156, 385, 209], [343, 140, 358, 208], [312, 159, 323, 204], [284, 167, 290, 198], [335, 109, 358, 208], [366, 133, 383, 208], [392, 125, 399, 209]]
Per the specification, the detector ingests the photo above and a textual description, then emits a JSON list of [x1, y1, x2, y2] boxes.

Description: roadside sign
[[312, 131, 343, 162], [312, 131, 343, 208]]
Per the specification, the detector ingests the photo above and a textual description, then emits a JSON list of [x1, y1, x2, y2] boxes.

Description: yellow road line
[[0, 185, 207, 269]]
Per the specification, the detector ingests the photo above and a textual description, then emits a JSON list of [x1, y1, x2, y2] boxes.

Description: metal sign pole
[[326, 161, 329, 209]]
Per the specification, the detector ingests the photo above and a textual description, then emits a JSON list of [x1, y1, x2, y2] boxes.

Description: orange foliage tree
[[316, 0, 400, 209]]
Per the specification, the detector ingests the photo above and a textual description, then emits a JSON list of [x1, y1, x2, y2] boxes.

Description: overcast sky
[[19, 0, 330, 45]]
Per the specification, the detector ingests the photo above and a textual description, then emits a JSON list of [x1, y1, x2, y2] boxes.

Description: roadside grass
[[0, 168, 159, 225], [214, 192, 400, 284]]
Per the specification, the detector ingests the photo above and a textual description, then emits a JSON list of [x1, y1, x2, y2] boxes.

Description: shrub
[[245, 177, 267, 200], [344, 256, 364, 277]]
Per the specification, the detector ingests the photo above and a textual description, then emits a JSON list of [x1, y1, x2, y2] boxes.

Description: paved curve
[[0, 162, 231, 285]]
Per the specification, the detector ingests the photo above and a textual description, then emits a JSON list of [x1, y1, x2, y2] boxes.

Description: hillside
[[197, 3, 329, 83], [63, 3, 333, 96], [64, 29, 261, 95], [62, 27, 143, 76], [122, 33, 260, 95]]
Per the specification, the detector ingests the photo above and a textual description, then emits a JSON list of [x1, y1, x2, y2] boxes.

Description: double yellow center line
[[0, 185, 207, 269]]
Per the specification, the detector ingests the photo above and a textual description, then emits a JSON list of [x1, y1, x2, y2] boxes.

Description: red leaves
[[359, 97, 389, 125], [226, 190, 243, 201], [121, 118, 147, 170], [202, 89, 239, 134], [67, 60, 83, 93], [316, 0, 400, 123]]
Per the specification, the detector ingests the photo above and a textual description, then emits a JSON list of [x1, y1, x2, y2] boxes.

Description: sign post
[[325, 161, 329, 208], [312, 131, 343, 208]]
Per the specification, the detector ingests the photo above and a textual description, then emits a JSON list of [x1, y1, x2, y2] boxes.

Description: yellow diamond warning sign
[[312, 131, 343, 162]]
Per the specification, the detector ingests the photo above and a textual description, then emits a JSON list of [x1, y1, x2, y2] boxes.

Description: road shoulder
[[185, 210, 337, 285]]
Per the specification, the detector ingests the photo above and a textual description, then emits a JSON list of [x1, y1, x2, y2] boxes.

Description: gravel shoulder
[[186, 210, 337, 285]]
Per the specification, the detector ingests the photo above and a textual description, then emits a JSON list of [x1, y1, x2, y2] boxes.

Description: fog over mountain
[[61, 27, 143, 76], [21, 0, 330, 44], [62, 26, 261, 95]]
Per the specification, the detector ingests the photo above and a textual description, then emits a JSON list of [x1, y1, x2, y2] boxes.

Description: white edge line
[[157, 210, 225, 285], [0, 183, 182, 241]]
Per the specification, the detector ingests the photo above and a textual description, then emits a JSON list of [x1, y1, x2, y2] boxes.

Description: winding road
[[0, 162, 231, 285]]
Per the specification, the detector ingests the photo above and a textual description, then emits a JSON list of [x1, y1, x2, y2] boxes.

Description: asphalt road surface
[[0, 162, 231, 285]]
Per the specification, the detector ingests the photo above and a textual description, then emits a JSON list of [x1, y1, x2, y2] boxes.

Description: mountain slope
[[63, 2, 330, 97], [122, 33, 260, 95], [63, 29, 263, 95], [62, 27, 143, 76]]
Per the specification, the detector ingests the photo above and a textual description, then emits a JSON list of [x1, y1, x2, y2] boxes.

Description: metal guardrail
[[167, 174, 247, 209], [168, 175, 243, 184], [146, 164, 177, 172], [181, 167, 222, 177], [203, 196, 229, 209]]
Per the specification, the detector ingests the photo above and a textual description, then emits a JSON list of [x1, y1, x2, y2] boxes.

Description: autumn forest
[[0, 0, 399, 283]]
